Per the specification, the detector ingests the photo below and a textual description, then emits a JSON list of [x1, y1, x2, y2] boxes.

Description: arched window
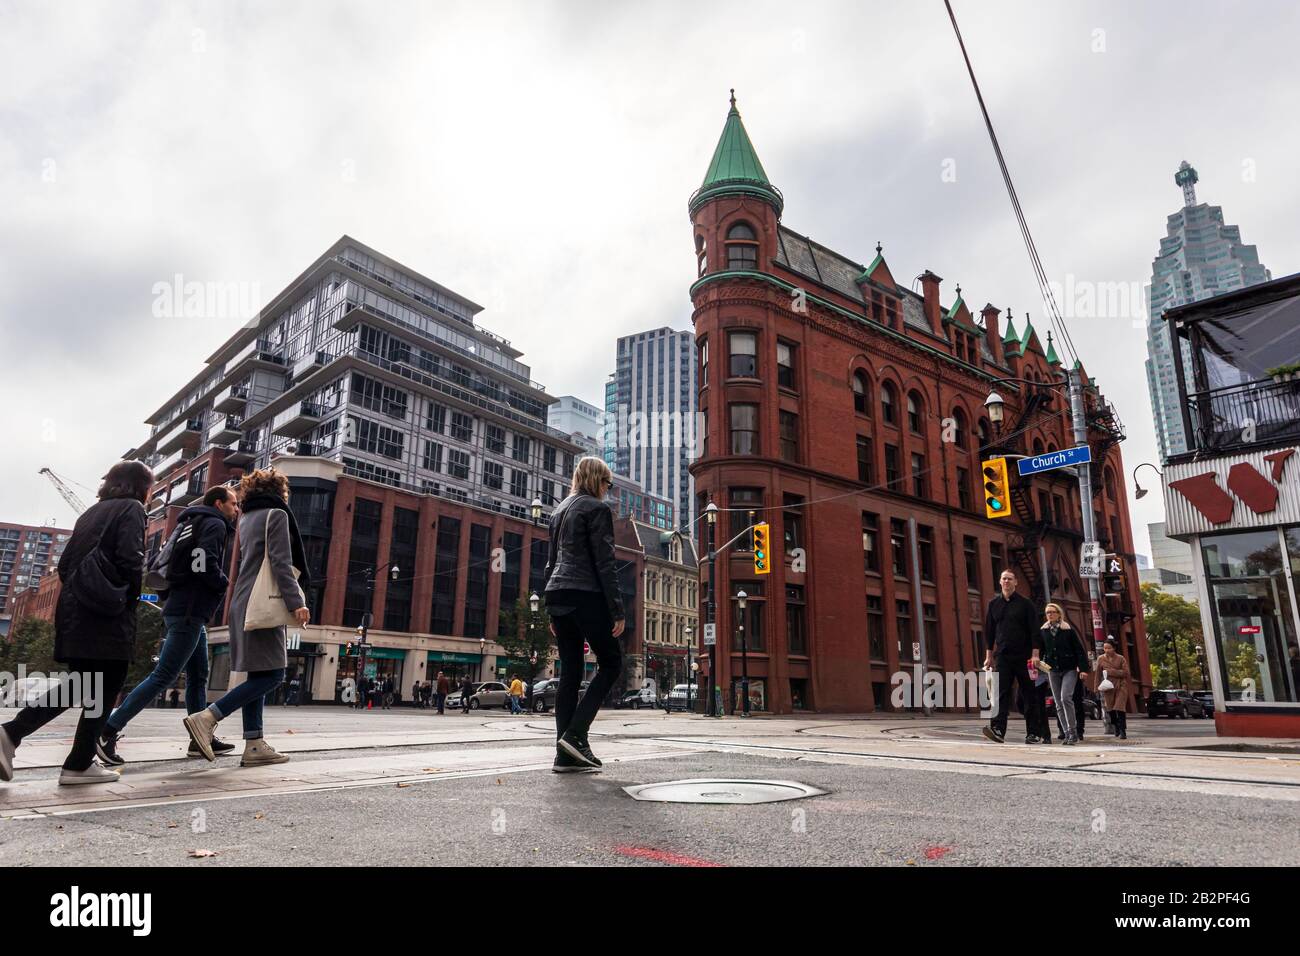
[[695, 235, 707, 277], [880, 382, 898, 426], [1033, 437, 1045, 455], [726, 222, 759, 271], [907, 391, 925, 434], [1105, 467, 1117, 500], [853, 371, 871, 416], [952, 408, 968, 449], [977, 418, 990, 449]]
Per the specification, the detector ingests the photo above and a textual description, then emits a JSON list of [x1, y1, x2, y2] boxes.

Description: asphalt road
[[2, 741, 1297, 867]]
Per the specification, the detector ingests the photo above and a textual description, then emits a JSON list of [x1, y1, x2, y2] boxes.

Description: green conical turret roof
[[1045, 331, 1061, 365], [1002, 313, 1019, 344], [689, 91, 784, 218]]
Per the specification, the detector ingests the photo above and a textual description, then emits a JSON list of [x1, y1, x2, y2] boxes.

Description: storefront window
[[1201, 529, 1300, 704]]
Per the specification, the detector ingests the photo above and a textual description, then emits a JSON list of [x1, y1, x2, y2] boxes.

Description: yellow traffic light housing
[[982, 458, 1011, 520], [752, 522, 771, 575]]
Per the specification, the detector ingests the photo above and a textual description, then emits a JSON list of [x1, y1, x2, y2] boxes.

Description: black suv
[[1147, 689, 1205, 719]]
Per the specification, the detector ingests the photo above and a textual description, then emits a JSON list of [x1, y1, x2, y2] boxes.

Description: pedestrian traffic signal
[[1102, 555, 1126, 595], [982, 458, 1011, 520], [752, 522, 771, 574]]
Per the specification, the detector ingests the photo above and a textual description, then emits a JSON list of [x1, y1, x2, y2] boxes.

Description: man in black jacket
[[97, 486, 239, 764], [981, 569, 1045, 744]]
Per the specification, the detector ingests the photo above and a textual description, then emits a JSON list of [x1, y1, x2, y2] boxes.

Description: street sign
[[139, 593, 160, 603], [1079, 542, 1103, 578], [912, 642, 921, 660], [1016, 445, 1091, 477], [583, 642, 591, 655], [703, 623, 716, 646]]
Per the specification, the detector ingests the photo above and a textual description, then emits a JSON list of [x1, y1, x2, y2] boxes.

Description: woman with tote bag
[[1094, 639, 1131, 739], [183, 468, 310, 766]]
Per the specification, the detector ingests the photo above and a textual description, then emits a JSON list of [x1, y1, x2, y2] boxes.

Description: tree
[[1141, 583, 1205, 689], [0, 618, 57, 673], [496, 597, 554, 688]]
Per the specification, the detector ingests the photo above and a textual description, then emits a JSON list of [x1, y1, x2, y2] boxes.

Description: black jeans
[[991, 656, 1042, 738], [552, 593, 623, 743], [2, 658, 129, 771]]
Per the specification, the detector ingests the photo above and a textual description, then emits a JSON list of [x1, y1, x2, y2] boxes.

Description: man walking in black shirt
[[982, 569, 1046, 744]]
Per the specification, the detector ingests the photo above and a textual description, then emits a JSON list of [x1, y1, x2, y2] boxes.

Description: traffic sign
[[1016, 445, 1091, 477], [139, 593, 160, 603], [912, 642, 921, 660], [703, 623, 716, 646], [1079, 542, 1103, 578]]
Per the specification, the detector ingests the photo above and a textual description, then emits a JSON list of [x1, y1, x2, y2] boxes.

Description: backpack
[[143, 515, 204, 593]]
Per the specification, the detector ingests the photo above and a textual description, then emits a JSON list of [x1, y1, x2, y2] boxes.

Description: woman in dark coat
[[0, 461, 152, 786], [543, 456, 626, 772], [183, 468, 310, 767]]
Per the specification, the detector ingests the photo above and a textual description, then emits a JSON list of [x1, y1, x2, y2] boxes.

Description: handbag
[[243, 511, 304, 630], [70, 510, 130, 617], [1098, 669, 1115, 693]]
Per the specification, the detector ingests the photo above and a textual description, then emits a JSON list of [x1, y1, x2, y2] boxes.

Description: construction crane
[[38, 467, 88, 516]]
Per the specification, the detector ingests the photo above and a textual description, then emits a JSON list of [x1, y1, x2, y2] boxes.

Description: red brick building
[[8, 569, 62, 627], [688, 95, 1148, 714]]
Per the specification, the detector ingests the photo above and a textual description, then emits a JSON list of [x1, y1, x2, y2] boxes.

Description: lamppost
[[479, 636, 487, 683], [736, 589, 749, 717], [1132, 462, 1163, 500], [530, 497, 543, 525], [528, 591, 540, 707], [704, 501, 718, 717], [1195, 644, 1208, 691], [684, 625, 693, 710], [1165, 630, 1185, 688], [985, 362, 1107, 655], [356, 563, 399, 707]]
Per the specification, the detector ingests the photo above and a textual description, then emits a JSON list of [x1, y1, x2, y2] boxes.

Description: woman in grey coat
[[183, 468, 310, 767]]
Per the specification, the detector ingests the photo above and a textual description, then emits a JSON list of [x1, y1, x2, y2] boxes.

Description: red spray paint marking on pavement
[[924, 845, 954, 861], [613, 845, 723, 867]]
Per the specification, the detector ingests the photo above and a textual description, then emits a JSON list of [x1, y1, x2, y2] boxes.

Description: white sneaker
[[0, 725, 15, 782], [58, 761, 121, 786], [183, 707, 219, 762]]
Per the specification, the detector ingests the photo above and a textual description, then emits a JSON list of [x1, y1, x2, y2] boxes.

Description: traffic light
[[752, 522, 771, 575], [982, 458, 1011, 520], [1102, 555, 1126, 595]]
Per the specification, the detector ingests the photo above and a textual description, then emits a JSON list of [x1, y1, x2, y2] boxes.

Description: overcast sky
[[3, 0, 1298, 558]]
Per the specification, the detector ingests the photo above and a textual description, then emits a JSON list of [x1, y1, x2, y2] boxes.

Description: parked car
[[616, 684, 658, 710], [0, 676, 62, 707], [663, 683, 703, 712], [1192, 691, 1215, 718], [1147, 688, 1205, 719], [444, 682, 478, 709], [529, 679, 589, 713]]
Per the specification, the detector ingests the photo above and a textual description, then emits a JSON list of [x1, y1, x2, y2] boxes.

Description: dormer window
[[726, 223, 759, 271]]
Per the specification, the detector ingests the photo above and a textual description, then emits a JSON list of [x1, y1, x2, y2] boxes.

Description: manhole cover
[[623, 779, 824, 804]]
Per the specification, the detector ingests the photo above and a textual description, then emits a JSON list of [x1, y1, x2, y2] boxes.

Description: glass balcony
[[222, 440, 258, 467], [207, 414, 243, 445], [273, 400, 325, 438], [213, 382, 250, 413], [154, 446, 194, 477], [156, 417, 205, 455], [292, 350, 338, 383], [226, 337, 286, 378]]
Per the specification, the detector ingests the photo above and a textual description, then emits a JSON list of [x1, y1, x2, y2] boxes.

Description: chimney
[[981, 304, 1003, 365], [919, 270, 943, 336]]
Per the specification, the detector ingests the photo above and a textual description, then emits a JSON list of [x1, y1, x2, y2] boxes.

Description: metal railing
[[1185, 376, 1300, 454]]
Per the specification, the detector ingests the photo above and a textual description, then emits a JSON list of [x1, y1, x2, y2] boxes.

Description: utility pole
[[1068, 367, 1107, 657]]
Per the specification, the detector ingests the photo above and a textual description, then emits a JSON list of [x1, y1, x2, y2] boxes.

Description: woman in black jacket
[[0, 460, 152, 786], [1031, 602, 1090, 745], [543, 456, 625, 772]]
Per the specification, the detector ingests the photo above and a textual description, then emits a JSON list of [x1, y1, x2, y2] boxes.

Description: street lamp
[[704, 500, 719, 717], [736, 589, 749, 717], [983, 391, 1005, 431], [355, 563, 401, 708], [1133, 462, 1163, 500], [1195, 644, 1208, 691], [528, 591, 541, 706], [530, 497, 543, 524], [479, 636, 487, 683]]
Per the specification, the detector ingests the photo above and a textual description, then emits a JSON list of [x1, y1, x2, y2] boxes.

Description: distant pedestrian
[[1, 460, 152, 787], [508, 674, 524, 714], [460, 676, 473, 713], [980, 569, 1044, 745], [543, 457, 626, 772], [183, 468, 310, 767], [382, 676, 394, 710], [1035, 603, 1088, 745], [1095, 639, 1130, 739], [436, 672, 450, 714], [288, 672, 301, 706]]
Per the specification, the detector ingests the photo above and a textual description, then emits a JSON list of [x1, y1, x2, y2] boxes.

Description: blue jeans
[[210, 668, 285, 739], [107, 615, 209, 733]]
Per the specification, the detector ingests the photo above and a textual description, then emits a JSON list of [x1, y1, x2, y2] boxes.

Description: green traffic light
[[989, 498, 1004, 511]]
